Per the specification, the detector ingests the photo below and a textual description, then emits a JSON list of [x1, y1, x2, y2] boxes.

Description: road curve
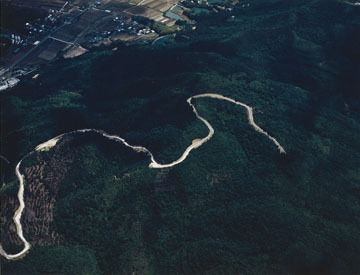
[[0, 93, 285, 260]]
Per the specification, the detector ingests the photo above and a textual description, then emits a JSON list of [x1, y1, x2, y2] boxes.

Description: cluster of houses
[[90, 18, 155, 44], [24, 7, 61, 39], [25, 21, 50, 36], [45, 11, 58, 24], [10, 34, 23, 45], [113, 18, 154, 36]]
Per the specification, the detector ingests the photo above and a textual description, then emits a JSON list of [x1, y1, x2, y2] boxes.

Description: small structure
[[0, 78, 20, 91]]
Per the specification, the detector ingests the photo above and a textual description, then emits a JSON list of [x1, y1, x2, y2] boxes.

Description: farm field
[[1, 0, 187, 73]]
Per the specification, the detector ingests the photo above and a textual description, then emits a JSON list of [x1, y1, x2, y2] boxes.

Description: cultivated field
[[2, 0, 185, 72]]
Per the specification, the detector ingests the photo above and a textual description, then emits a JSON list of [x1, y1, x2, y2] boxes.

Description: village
[[0, 0, 241, 91]]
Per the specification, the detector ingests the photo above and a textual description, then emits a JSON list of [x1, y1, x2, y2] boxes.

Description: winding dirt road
[[0, 93, 285, 260]]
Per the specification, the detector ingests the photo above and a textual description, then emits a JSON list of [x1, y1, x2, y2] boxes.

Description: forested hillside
[[1, 0, 360, 274]]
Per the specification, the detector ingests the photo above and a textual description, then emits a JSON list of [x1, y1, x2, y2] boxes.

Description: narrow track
[[0, 93, 285, 260]]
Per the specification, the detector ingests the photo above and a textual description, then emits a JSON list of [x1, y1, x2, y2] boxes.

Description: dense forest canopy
[[1, 0, 360, 274]]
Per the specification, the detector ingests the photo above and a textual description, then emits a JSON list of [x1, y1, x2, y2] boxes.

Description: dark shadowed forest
[[1, 0, 360, 274]]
